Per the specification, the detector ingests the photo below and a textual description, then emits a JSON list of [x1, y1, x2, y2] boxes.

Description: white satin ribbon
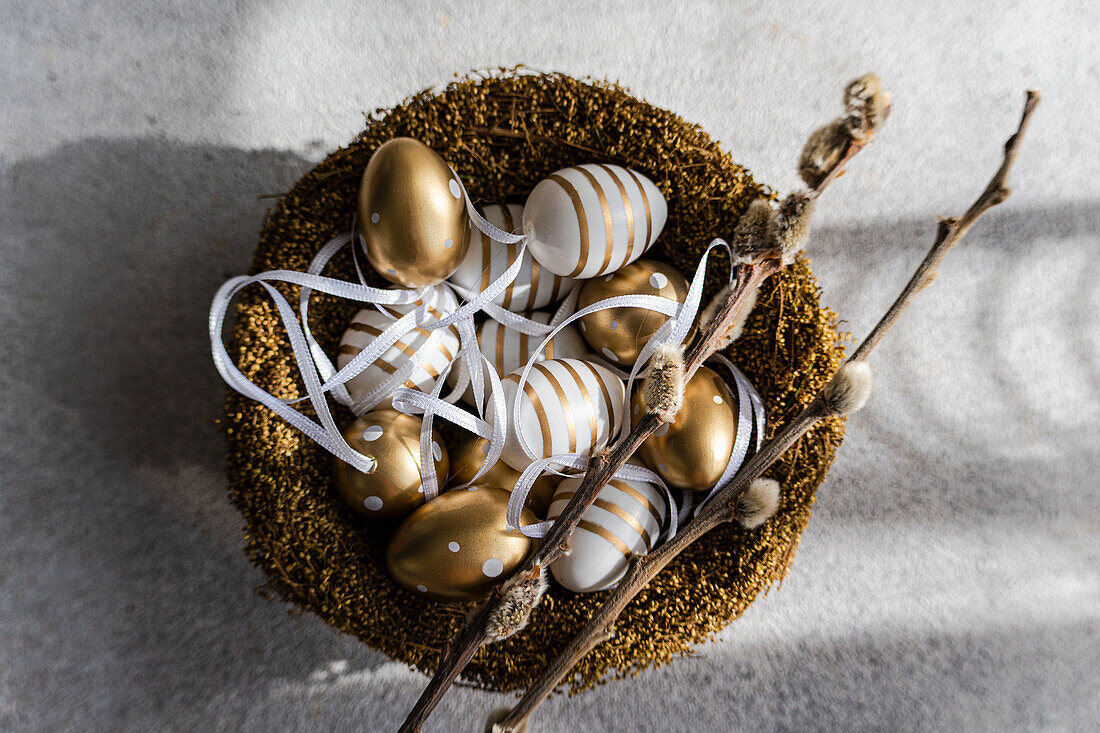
[[211, 174, 761, 555], [209, 266, 424, 474]]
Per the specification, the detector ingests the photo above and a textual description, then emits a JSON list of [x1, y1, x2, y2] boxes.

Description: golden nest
[[225, 70, 847, 693]]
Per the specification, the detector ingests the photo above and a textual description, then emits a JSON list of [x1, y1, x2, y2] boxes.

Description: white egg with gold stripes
[[448, 311, 590, 405], [548, 471, 668, 592], [336, 284, 461, 403], [479, 312, 589, 380], [522, 164, 667, 279], [449, 202, 576, 309], [488, 358, 626, 470]]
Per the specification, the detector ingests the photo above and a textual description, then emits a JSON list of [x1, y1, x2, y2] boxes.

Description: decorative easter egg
[[576, 259, 691, 366], [479, 311, 589, 381], [488, 358, 626, 470], [386, 486, 536, 601], [357, 137, 470, 287], [447, 311, 590, 406], [332, 409, 449, 520], [336, 284, 461, 403], [449, 435, 560, 517], [449, 202, 576, 309], [632, 366, 738, 491], [522, 164, 667, 279], [548, 471, 668, 592]]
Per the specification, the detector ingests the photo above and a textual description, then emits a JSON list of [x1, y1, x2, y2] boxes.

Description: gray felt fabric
[[1, 2, 1097, 731]]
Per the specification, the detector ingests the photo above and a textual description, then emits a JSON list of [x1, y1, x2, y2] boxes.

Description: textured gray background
[[2, 1, 1098, 731]]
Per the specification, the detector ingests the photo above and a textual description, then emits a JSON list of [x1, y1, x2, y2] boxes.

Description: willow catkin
[[736, 478, 782, 529], [643, 343, 686, 422]]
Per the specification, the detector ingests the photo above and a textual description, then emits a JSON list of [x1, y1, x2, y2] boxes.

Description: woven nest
[[226, 70, 847, 693]]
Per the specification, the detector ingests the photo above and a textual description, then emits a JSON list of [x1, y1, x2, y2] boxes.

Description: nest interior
[[226, 70, 847, 693]]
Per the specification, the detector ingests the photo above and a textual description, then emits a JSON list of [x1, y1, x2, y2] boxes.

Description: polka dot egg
[[385, 486, 536, 601], [631, 366, 739, 491], [576, 259, 691, 367], [356, 137, 470, 288], [331, 409, 449, 521]]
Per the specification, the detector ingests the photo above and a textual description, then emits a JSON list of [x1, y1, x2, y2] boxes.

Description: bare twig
[[398, 74, 886, 733], [493, 90, 1040, 732]]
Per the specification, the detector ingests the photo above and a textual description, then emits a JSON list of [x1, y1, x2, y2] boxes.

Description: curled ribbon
[[210, 169, 761, 552], [209, 174, 525, 480]]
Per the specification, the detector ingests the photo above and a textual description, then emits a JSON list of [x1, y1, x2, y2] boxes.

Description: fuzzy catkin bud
[[700, 283, 758, 351], [822, 361, 873, 416], [736, 478, 781, 529], [731, 199, 777, 263], [484, 566, 548, 644], [770, 191, 815, 264], [643, 343, 686, 422], [843, 73, 891, 143], [799, 118, 851, 189]]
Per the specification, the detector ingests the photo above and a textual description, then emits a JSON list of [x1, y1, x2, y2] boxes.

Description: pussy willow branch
[[399, 264, 768, 733], [493, 90, 1040, 732], [399, 97, 881, 733]]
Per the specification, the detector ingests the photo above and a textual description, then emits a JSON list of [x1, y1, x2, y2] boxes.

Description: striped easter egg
[[488, 358, 626, 470], [548, 471, 668, 592], [522, 164, 668, 279], [448, 311, 590, 406], [479, 312, 589, 380], [449, 202, 575, 309], [336, 284, 461, 403]]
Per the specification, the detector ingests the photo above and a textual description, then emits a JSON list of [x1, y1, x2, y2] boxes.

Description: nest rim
[[225, 69, 847, 694]]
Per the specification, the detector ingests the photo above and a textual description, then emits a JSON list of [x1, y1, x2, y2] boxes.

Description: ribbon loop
[[210, 159, 760, 566]]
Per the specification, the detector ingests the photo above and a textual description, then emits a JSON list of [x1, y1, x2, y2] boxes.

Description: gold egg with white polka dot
[[357, 137, 470, 288], [576, 259, 690, 367], [332, 409, 449, 520], [386, 486, 536, 601], [631, 366, 738, 491], [449, 435, 560, 518]]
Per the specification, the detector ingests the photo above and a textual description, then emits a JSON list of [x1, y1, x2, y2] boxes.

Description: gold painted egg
[[631, 366, 738, 491], [386, 487, 536, 601], [449, 435, 560, 517], [576, 259, 691, 366], [332, 409, 449, 520], [357, 138, 470, 287]]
